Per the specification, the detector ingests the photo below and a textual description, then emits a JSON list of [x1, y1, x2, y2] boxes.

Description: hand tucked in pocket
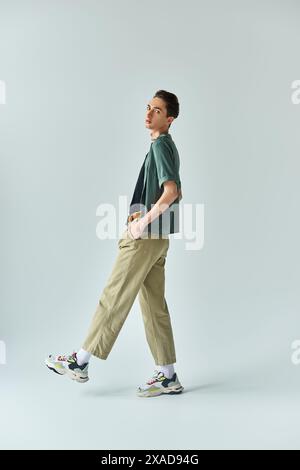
[[128, 218, 146, 240]]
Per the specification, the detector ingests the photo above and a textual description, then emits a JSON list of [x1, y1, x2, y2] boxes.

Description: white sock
[[156, 363, 175, 379], [76, 348, 91, 366]]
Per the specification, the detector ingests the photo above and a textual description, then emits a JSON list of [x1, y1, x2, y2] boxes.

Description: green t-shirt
[[128, 132, 182, 236]]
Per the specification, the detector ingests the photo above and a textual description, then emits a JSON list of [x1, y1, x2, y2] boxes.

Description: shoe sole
[[45, 360, 89, 383], [46, 364, 64, 375], [137, 385, 184, 398], [66, 369, 89, 383]]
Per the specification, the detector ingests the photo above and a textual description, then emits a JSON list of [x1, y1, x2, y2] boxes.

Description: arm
[[128, 181, 179, 239], [140, 180, 178, 230]]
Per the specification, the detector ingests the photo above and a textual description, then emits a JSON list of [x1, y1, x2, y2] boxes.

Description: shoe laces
[[57, 351, 77, 362], [146, 369, 165, 385]]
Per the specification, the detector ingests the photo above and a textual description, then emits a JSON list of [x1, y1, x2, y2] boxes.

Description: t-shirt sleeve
[[152, 141, 180, 190]]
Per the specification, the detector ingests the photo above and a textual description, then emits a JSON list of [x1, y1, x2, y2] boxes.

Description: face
[[145, 97, 174, 132]]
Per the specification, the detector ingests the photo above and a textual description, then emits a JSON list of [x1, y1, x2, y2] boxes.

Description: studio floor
[[1, 359, 299, 450]]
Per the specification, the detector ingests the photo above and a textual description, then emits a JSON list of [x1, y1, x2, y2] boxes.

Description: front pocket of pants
[[126, 227, 135, 240], [126, 226, 142, 241], [118, 229, 136, 248]]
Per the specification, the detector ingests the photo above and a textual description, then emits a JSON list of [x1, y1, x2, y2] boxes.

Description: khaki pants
[[82, 228, 177, 366]]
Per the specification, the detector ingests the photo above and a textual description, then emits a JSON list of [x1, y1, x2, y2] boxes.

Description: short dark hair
[[153, 89, 179, 128]]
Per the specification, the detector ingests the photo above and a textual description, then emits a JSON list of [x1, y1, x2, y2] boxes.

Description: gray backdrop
[[1, 0, 300, 450]]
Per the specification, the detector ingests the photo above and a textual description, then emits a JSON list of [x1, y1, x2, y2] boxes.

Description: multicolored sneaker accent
[[137, 370, 184, 397], [45, 351, 89, 383]]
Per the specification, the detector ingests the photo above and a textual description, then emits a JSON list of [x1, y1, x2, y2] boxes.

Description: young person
[[45, 90, 184, 398]]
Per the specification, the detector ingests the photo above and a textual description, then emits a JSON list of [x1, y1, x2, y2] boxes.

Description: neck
[[150, 128, 169, 141]]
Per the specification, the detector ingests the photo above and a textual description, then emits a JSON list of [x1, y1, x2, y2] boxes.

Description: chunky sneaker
[[137, 369, 184, 397], [45, 351, 89, 383]]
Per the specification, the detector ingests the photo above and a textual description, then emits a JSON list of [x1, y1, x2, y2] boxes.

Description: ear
[[168, 116, 175, 126]]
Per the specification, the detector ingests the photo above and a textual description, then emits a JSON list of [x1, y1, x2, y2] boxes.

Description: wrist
[[139, 216, 148, 231]]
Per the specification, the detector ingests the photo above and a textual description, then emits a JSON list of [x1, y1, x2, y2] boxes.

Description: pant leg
[[82, 229, 169, 360], [138, 242, 177, 366]]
